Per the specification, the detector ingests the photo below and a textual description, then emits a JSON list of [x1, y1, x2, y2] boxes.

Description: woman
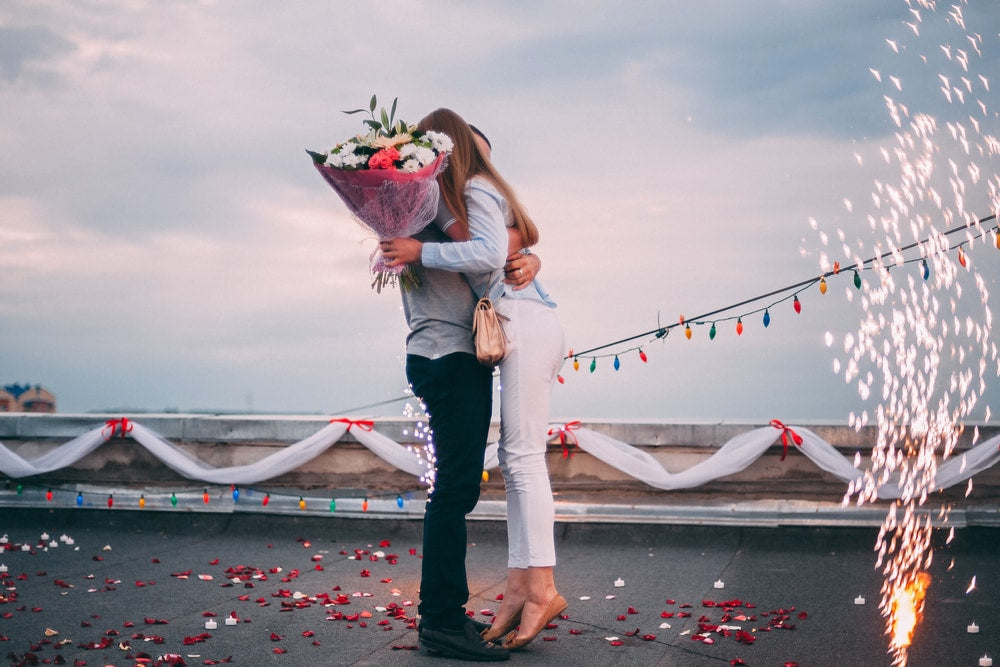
[[383, 110, 566, 651]]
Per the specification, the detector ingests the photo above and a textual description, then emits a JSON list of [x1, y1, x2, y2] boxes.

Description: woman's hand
[[380, 238, 423, 268], [504, 251, 541, 290]]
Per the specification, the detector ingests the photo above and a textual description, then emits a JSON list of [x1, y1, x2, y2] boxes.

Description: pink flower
[[368, 147, 400, 170]]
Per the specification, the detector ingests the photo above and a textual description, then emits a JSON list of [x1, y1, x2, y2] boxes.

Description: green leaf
[[380, 108, 390, 131], [369, 94, 377, 112], [306, 149, 326, 164], [389, 97, 398, 126], [342, 108, 366, 115], [363, 119, 382, 132]]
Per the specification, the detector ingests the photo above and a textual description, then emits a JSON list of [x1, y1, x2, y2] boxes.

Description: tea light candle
[[713, 579, 725, 589], [967, 622, 979, 633], [613, 578, 625, 587], [225, 617, 238, 626], [979, 655, 992, 667], [65, 538, 75, 546], [854, 595, 866, 605], [205, 619, 217, 630], [20, 544, 30, 552], [0, 535, 8, 544], [0, 563, 7, 573]]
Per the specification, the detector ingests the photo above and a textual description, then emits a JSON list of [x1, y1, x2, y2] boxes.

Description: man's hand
[[504, 251, 541, 290], [380, 238, 423, 268]]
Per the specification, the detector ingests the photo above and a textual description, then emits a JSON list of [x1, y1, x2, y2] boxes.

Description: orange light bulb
[[736, 318, 744, 336], [819, 277, 827, 294]]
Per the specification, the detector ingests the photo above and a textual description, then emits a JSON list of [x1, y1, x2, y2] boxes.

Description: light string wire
[[565, 213, 1000, 367]]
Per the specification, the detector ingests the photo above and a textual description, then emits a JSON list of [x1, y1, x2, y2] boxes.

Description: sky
[[2, 0, 998, 424]]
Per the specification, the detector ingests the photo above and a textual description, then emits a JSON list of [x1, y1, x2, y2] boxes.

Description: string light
[[793, 295, 801, 314], [613, 355, 621, 370], [263, 492, 270, 507], [481, 470, 489, 482], [76, 492, 83, 507], [329, 498, 336, 512], [958, 245, 967, 267], [396, 495, 404, 508], [763, 309, 771, 328], [736, 318, 744, 336], [819, 277, 828, 294], [298, 497, 306, 510], [16, 484, 22, 495], [589, 358, 596, 373], [46, 489, 53, 501], [139, 494, 145, 509], [232, 486, 240, 502], [362, 498, 369, 512], [922, 258, 930, 280], [853, 270, 862, 289], [573, 358, 580, 371], [107, 494, 114, 509], [684, 324, 692, 340], [709, 323, 717, 340], [170, 492, 177, 507], [202, 489, 210, 504], [639, 349, 648, 362]]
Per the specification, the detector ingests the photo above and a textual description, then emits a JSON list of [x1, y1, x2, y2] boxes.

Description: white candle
[[979, 655, 992, 667], [967, 622, 979, 633], [854, 595, 866, 605], [225, 617, 238, 626], [65, 538, 75, 546], [40, 532, 49, 541], [205, 620, 217, 629], [613, 578, 625, 587], [20, 544, 30, 552], [0, 535, 7, 544], [713, 579, 725, 589], [0, 563, 7, 573]]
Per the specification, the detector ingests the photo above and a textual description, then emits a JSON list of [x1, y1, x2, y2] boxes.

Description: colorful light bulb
[[482, 470, 489, 482], [589, 358, 596, 373], [996, 231, 1000, 250], [853, 270, 862, 289], [396, 495, 404, 509], [362, 498, 369, 512], [232, 487, 240, 502], [46, 489, 53, 501], [763, 309, 771, 327], [557, 374, 565, 384], [922, 258, 929, 280], [329, 498, 336, 512], [298, 497, 306, 510], [76, 492, 83, 507], [15, 484, 22, 495], [709, 323, 716, 340], [833, 261, 840, 274], [263, 493, 270, 507], [958, 245, 967, 267], [202, 490, 210, 504], [736, 318, 743, 336], [819, 277, 827, 294], [139, 494, 145, 509], [639, 349, 648, 363], [170, 492, 177, 507], [107, 494, 114, 509], [793, 295, 801, 314], [685, 324, 692, 340], [613, 355, 620, 370], [573, 358, 579, 371]]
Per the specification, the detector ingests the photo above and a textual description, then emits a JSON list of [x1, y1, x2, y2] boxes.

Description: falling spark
[[888, 572, 931, 654], [966, 576, 977, 595]]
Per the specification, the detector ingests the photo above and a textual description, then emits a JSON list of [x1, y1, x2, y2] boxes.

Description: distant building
[[1, 384, 57, 412]]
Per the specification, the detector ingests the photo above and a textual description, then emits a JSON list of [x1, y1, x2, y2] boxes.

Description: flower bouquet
[[308, 96, 452, 291]]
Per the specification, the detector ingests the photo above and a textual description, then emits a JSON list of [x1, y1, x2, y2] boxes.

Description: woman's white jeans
[[496, 298, 565, 569]]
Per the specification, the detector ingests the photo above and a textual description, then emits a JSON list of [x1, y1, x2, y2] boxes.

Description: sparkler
[[821, 2, 999, 664]]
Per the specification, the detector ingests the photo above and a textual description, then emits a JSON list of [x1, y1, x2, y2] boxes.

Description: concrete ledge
[[3, 414, 999, 526]]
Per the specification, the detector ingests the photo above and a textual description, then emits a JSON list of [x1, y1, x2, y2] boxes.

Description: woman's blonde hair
[[417, 108, 538, 246]]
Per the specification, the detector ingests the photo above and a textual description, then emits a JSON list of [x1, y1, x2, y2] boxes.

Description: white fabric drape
[[1, 418, 997, 497]]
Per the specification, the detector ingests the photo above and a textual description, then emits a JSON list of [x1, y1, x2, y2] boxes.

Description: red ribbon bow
[[547, 420, 581, 458], [330, 418, 375, 432], [769, 419, 803, 461], [102, 417, 133, 439]]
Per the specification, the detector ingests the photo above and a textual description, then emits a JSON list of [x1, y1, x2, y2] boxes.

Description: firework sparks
[[816, 2, 1000, 664]]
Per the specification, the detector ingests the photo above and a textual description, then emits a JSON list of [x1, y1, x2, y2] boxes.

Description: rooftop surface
[[1, 507, 997, 666]]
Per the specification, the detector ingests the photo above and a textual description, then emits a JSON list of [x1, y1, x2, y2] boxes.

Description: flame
[[889, 572, 931, 652]]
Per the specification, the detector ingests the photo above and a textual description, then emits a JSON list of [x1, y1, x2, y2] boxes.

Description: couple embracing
[[379, 108, 566, 662]]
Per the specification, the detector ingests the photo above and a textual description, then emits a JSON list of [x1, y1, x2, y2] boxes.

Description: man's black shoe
[[419, 620, 511, 661], [418, 618, 492, 635]]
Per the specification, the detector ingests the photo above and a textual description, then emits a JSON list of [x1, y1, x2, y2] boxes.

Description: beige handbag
[[472, 296, 508, 367]]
